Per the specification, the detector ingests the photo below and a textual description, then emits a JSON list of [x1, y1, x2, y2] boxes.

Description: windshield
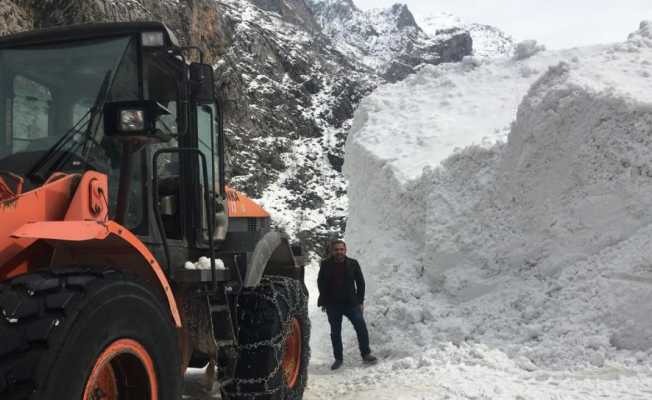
[[0, 37, 137, 185]]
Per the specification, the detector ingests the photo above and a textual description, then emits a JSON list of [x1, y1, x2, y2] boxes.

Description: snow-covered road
[[304, 348, 652, 400], [183, 264, 652, 400], [302, 265, 652, 400]]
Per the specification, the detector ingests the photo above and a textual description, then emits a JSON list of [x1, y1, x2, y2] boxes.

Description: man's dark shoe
[[362, 353, 378, 364], [331, 359, 343, 370]]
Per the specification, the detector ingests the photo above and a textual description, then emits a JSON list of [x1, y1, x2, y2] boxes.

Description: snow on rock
[[308, 0, 472, 82], [418, 13, 515, 59], [207, 0, 377, 254], [624, 20, 652, 49], [343, 22, 652, 375]]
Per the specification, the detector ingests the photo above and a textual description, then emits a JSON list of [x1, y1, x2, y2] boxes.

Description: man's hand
[[320, 306, 326, 313]]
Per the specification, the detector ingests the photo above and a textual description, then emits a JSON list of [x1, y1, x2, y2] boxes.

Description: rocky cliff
[[308, 0, 473, 81], [0, 1, 32, 35]]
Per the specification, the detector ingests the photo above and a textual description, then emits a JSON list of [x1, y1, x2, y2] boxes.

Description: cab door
[[194, 101, 227, 247]]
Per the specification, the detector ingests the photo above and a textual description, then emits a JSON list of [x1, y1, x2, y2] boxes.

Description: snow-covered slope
[[330, 20, 652, 398], [213, 0, 375, 252]]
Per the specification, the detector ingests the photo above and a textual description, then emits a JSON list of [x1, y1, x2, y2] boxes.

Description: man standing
[[317, 239, 378, 370]]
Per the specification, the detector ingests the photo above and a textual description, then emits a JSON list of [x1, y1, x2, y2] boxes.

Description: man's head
[[330, 239, 347, 262]]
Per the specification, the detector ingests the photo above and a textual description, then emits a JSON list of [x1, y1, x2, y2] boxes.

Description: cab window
[[197, 103, 217, 189], [12, 76, 51, 152]]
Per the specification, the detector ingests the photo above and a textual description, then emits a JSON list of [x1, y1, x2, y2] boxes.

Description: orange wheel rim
[[282, 318, 302, 389], [83, 339, 158, 400]]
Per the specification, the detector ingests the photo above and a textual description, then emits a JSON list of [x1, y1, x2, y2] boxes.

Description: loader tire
[[0, 268, 181, 400], [222, 276, 310, 400]]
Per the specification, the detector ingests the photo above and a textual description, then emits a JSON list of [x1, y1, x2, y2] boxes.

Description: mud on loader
[[0, 22, 310, 400]]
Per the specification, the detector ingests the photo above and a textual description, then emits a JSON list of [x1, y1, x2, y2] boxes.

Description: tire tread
[[0, 269, 108, 398]]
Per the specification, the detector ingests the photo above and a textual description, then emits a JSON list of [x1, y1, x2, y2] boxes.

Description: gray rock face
[[391, 4, 417, 29], [0, 0, 472, 255], [0, 1, 32, 35], [308, 0, 472, 82], [14, 0, 230, 63], [417, 14, 515, 59], [251, 0, 320, 32]]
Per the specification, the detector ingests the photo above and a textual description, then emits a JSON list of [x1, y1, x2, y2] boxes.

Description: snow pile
[[344, 45, 599, 182], [342, 23, 652, 371]]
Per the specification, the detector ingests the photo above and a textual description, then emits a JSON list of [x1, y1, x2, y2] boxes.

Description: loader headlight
[[119, 109, 145, 132], [141, 31, 165, 47], [103, 100, 172, 142]]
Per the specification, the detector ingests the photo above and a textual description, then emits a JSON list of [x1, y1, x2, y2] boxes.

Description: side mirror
[[104, 100, 171, 142], [190, 63, 215, 103]]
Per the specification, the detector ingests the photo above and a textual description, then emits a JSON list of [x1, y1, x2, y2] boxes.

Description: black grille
[[247, 218, 257, 232]]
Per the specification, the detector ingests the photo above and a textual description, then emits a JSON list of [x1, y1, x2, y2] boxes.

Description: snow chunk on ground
[[184, 257, 226, 270]]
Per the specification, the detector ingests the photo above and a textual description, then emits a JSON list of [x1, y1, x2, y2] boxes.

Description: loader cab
[[0, 22, 228, 272]]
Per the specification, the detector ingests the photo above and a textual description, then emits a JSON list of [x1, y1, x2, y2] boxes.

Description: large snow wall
[[343, 22, 652, 369]]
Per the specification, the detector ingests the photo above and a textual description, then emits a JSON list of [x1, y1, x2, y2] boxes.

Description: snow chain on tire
[[222, 275, 310, 400]]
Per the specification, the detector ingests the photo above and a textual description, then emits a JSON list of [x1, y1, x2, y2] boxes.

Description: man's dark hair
[[330, 239, 346, 249]]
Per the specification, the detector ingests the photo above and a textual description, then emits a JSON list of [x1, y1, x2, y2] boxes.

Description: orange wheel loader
[[0, 22, 309, 400]]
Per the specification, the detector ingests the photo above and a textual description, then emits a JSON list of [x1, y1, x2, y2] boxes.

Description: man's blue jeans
[[326, 304, 371, 361]]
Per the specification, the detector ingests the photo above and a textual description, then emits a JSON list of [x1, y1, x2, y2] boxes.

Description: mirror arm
[[180, 46, 204, 65]]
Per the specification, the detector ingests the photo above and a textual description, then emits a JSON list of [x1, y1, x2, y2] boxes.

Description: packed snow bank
[[346, 44, 605, 182], [343, 21, 652, 370]]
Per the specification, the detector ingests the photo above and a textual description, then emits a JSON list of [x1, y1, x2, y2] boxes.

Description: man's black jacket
[[317, 256, 365, 307]]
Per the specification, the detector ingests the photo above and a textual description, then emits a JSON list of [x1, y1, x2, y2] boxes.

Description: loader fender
[[244, 231, 300, 287], [9, 220, 182, 328]]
